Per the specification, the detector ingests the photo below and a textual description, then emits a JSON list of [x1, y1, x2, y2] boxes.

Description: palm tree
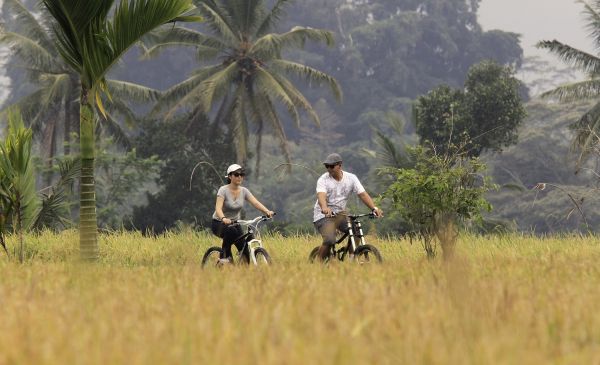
[[40, 0, 199, 260], [0, 108, 82, 262], [0, 0, 163, 162], [147, 0, 342, 174], [537, 0, 600, 169], [0, 108, 39, 262]]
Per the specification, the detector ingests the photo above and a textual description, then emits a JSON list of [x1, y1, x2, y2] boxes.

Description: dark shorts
[[314, 214, 349, 246]]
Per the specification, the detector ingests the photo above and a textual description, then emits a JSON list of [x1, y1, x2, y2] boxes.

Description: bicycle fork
[[346, 218, 366, 260]]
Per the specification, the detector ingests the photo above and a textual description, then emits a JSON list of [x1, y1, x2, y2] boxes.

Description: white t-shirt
[[313, 171, 366, 222]]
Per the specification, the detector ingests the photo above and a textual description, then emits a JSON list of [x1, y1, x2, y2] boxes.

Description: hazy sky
[[479, 0, 593, 59]]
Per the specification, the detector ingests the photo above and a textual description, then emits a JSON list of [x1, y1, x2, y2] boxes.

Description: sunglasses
[[231, 172, 245, 177], [324, 164, 338, 169]]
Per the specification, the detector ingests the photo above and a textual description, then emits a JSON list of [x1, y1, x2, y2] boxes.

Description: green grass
[[1, 231, 600, 364]]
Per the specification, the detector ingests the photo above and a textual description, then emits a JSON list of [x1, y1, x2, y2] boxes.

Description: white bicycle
[[201, 215, 274, 269]]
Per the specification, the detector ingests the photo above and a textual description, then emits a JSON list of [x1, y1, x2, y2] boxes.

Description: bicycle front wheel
[[253, 247, 271, 265], [353, 244, 383, 264], [201, 246, 224, 269]]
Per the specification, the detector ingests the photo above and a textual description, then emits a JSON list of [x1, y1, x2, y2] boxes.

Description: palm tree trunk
[[15, 197, 23, 263], [79, 89, 98, 260], [64, 98, 72, 156]]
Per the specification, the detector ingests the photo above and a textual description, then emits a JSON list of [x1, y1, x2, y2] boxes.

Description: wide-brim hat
[[323, 153, 342, 164], [226, 164, 244, 176]]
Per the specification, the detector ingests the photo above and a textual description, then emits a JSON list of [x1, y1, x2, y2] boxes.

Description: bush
[[382, 145, 496, 259]]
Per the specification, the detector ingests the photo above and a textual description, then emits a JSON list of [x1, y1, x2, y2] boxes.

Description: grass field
[[1, 230, 600, 364]]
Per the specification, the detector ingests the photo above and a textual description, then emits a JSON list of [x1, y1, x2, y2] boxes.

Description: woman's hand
[[222, 217, 232, 225], [264, 210, 275, 218]]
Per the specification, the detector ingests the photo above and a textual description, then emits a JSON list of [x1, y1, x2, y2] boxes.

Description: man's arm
[[317, 192, 333, 217], [357, 192, 383, 217]]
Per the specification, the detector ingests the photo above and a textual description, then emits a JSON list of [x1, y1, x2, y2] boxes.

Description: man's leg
[[314, 217, 337, 261]]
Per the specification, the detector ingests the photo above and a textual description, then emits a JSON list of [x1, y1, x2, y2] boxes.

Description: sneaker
[[217, 258, 232, 265]]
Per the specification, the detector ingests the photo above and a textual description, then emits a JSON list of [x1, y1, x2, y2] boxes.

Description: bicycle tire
[[201, 246, 224, 269], [353, 244, 383, 264], [253, 247, 271, 265], [308, 246, 320, 263], [308, 245, 335, 263]]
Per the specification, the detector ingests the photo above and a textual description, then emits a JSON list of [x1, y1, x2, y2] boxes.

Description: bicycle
[[201, 215, 274, 269], [308, 212, 383, 264]]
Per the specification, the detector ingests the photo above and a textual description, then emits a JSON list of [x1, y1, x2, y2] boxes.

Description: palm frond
[[42, 0, 114, 75], [154, 65, 223, 118], [581, 0, 600, 50], [570, 99, 600, 168], [197, 1, 238, 45], [254, 66, 300, 127], [104, 97, 139, 131], [93, 0, 196, 87], [255, 0, 291, 37], [540, 79, 600, 101], [252, 92, 291, 165], [141, 41, 221, 62], [270, 59, 342, 102], [33, 158, 80, 230], [39, 73, 71, 107], [228, 0, 262, 34], [251, 27, 335, 60], [0, 31, 58, 73], [106, 80, 161, 103], [97, 111, 132, 149], [198, 62, 240, 112], [536, 40, 600, 75], [270, 72, 320, 126], [3, 0, 54, 51], [144, 26, 227, 50]]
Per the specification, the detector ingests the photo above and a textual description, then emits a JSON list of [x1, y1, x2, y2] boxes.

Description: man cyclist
[[313, 153, 383, 260]]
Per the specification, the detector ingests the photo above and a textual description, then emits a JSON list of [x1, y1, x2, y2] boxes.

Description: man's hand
[[321, 207, 333, 217], [372, 207, 384, 218]]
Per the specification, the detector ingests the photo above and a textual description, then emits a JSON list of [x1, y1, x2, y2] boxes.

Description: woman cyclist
[[211, 164, 274, 263]]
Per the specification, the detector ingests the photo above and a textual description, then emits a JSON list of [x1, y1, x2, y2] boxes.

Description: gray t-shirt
[[212, 185, 254, 221]]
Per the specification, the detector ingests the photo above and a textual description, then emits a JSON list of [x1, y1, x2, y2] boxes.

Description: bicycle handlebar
[[329, 212, 376, 219], [232, 213, 276, 226]]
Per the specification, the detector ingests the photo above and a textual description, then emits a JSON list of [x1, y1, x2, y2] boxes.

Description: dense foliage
[[414, 61, 526, 157], [131, 114, 234, 233]]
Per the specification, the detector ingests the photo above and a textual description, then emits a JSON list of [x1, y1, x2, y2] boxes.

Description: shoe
[[217, 258, 232, 265]]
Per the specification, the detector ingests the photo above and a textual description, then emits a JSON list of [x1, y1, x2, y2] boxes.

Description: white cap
[[226, 164, 243, 176]]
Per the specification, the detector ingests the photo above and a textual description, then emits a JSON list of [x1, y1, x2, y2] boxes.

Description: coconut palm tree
[[537, 0, 600, 168], [40, 0, 199, 260], [147, 0, 342, 174], [0, 0, 163, 161]]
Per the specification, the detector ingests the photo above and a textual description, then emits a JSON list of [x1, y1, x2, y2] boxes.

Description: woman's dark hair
[[226, 177, 231, 184]]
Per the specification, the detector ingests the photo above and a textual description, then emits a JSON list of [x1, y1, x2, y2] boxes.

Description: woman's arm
[[247, 195, 274, 217], [215, 196, 232, 224]]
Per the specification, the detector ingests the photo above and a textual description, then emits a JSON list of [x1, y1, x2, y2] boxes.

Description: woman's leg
[[232, 229, 250, 263], [221, 225, 243, 260]]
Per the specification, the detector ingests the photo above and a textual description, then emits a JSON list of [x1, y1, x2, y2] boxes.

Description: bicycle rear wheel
[[201, 246, 224, 269], [353, 244, 383, 264], [253, 247, 271, 265]]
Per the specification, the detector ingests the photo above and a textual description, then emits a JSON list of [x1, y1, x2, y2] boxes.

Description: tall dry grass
[[1, 231, 600, 364]]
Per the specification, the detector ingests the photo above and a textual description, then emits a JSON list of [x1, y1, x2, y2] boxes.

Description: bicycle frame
[[231, 215, 271, 264], [331, 213, 374, 259]]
